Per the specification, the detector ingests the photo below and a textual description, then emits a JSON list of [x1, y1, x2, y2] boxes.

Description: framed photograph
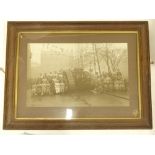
[[3, 21, 152, 129]]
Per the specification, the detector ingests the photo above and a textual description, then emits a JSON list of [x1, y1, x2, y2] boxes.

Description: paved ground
[[27, 90, 129, 107]]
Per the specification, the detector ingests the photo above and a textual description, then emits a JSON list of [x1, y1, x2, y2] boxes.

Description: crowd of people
[[31, 71, 68, 96], [30, 69, 128, 96], [100, 71, 128, 91]]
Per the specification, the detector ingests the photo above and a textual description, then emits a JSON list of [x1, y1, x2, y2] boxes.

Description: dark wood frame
[[3, 21, 152, 130]]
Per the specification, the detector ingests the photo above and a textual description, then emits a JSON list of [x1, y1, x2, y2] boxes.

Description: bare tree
[[97, 43, 127, 74]]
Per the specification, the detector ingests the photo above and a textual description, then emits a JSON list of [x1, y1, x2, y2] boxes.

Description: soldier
[[53, 79, 61, 94], [41, 77, 48, 95], [32, 84, 37, 96], [60, 79, 65, 94]]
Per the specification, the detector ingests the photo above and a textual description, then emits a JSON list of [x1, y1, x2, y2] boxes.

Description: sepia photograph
[[26, 43, 129, 107], [4, 21, 152, 129]]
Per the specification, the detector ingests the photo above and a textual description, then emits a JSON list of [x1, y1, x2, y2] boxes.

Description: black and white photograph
[[27, 43, 129, 107]]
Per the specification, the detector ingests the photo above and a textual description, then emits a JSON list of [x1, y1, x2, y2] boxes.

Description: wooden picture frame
[[3, 21, 152, 130]]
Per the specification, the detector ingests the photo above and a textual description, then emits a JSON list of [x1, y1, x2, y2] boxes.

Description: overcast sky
[[28, 43, 128, 64]]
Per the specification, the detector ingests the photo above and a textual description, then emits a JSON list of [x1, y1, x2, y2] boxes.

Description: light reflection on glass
[[65, 108, 73, 120]]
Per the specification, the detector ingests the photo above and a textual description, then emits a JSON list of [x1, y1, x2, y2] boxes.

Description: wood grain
[[3, 21, 152, 130]]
